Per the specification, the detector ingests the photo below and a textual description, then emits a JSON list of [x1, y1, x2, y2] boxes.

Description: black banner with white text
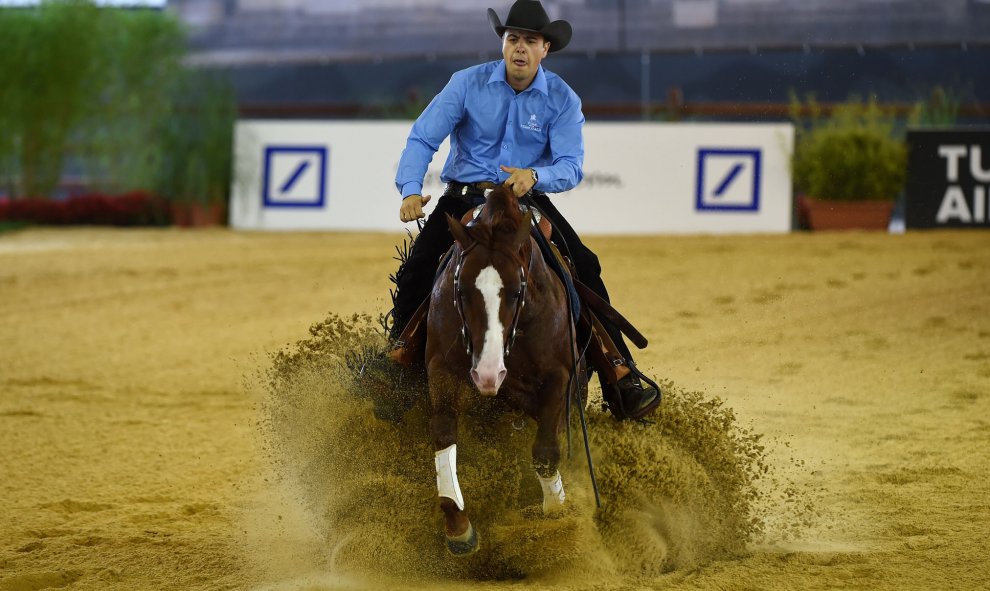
[[906, 129, 990, 229]]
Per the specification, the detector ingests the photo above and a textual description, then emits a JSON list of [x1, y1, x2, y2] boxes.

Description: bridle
[[451, 240, 531, 359]]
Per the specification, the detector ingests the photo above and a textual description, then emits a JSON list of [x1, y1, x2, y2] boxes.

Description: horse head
[[445, 186, 533, 395]]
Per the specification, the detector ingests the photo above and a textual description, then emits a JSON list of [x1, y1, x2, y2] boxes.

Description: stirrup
[[602, 362, 662, 421]]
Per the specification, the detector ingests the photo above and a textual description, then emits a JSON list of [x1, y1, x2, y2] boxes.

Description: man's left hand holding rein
[[500, 165, 538, 197]]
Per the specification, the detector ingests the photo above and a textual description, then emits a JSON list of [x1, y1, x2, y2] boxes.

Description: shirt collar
[[488, 60, 549, 96]]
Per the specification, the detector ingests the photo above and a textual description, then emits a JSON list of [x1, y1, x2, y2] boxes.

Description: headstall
[[452, 241, 531, 359]]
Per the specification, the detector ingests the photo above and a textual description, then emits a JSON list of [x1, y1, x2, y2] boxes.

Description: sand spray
[[256, 313, 805, 585]]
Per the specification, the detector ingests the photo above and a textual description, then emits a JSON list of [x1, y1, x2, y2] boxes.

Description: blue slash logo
[[262, 146, 328, 208], [713, 163, 744, 198], [696, 148, 761, 212], [280, 160, 311, 194]]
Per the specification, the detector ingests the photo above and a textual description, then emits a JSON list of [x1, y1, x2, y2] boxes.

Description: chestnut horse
[[426, 185, 576, 556]]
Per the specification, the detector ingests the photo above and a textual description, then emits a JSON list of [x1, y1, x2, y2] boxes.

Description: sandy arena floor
[[1, 227, 988, 590]]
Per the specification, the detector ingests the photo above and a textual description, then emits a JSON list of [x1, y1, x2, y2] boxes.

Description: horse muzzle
[[470, 366, 506, 396]]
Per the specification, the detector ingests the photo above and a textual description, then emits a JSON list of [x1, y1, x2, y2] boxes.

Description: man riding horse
[[388, 0, 660, 421]]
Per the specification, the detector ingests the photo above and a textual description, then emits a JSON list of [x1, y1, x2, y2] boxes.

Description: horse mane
[[471, 185, 524, 253]]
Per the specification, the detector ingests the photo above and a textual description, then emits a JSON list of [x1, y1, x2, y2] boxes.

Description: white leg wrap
[[435, 444, 465, 511], [538, 471, 566, 512]]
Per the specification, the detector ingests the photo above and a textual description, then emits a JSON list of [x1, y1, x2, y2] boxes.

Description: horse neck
[[522, 238, 556, 293]]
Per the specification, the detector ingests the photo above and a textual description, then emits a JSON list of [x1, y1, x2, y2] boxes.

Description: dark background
[[168, 0, 990, 121]]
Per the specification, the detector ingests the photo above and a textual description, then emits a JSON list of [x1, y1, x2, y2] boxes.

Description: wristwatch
[[530, 168, 539, 185]]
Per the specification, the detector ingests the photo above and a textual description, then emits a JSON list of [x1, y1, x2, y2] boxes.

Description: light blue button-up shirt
[[395, 60, 585, 198]]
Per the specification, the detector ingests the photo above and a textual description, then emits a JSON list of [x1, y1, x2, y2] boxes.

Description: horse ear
[[446, 213, 472, 247], [514, 210, 533, 249]]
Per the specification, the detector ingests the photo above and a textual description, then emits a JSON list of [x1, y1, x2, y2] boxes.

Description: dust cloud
[[259, 313, 778, 588]]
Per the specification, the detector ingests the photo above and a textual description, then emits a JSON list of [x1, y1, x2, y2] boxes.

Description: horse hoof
[[445, 523, 479, 556]]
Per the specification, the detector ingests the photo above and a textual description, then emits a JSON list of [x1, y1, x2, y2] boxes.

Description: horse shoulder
[[515, 258, 573, 360], [530, 255, 568, 310]]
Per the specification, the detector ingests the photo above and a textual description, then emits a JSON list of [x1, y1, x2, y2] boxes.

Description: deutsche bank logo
[[262, 146, 328, 208], [696, 148, 762, 212]]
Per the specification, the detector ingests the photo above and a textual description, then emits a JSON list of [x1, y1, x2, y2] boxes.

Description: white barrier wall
[[230, 120, 794, 234]]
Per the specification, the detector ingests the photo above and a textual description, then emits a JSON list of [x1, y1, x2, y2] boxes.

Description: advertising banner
[[230, 120, 793, 234], [230, 121, 426, 231], [906, 128, 990, 229], [557, 123, 793, 234]]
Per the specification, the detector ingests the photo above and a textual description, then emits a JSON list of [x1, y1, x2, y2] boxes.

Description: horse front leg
[[532, 375, 567, 513], [429, 384, 478, 556]]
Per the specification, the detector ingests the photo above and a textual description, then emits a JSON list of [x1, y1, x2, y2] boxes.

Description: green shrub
[[790, 94, 907, 201]]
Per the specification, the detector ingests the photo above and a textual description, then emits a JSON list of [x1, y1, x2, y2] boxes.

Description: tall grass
[[0, 1, 234, 208]]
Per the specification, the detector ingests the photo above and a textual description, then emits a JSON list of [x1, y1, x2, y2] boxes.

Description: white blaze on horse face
[[435, 444, 465, 511], [471, 265, 508, 395]]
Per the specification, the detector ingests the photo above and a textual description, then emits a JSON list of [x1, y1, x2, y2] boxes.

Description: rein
[[451, 241, 531, 359]]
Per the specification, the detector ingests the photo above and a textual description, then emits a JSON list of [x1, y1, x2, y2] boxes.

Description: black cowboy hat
[[487, 0, 572, 53]]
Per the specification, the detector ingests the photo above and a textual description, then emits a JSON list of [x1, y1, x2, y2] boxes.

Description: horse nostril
[[470, 369, 480, 385], [496, 368, 507, 388]]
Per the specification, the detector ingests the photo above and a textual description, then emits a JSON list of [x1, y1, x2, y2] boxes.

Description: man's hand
[[500, 165, 536, 197], [399, 194, 432, 223]]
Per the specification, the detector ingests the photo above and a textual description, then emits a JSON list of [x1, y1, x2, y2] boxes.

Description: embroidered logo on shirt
[[522, 113, 542, 132]]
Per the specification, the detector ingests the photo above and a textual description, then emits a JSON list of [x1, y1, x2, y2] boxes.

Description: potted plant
[[790, 95, 907, 230]]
